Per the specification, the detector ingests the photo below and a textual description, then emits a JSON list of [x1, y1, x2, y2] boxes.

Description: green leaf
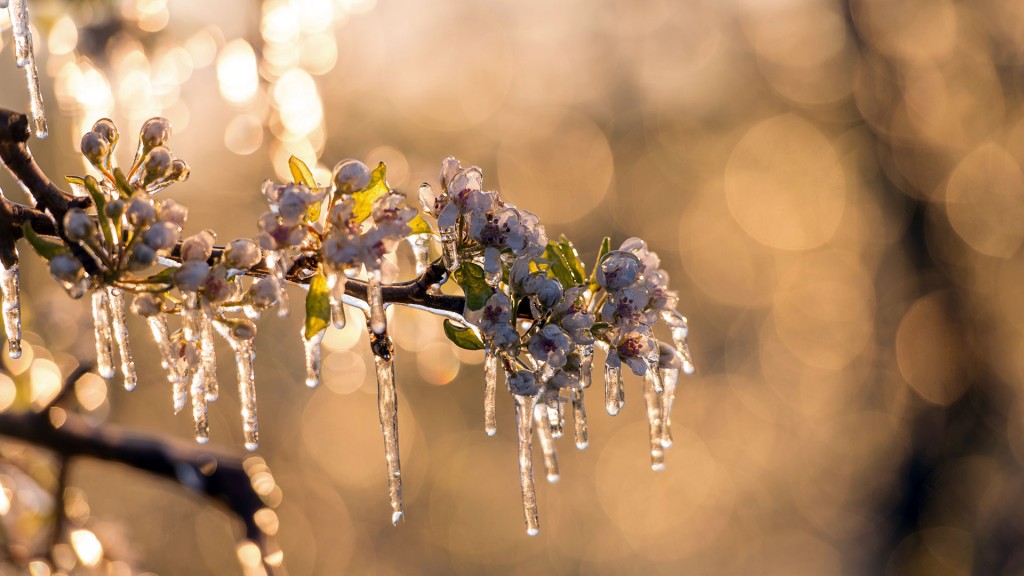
[[558, 235, 586, 285], [443, 319, 485, 350], [544, 242, 577, 288], [351, 162, 389, 224], [64, 176, 86, 195], [112, 167, 134, 199], [407, 214, 432, 236], [304, 268, 331, 340], [21, 222, 66, 261], [288, 155, 323, 222], [454, 262, 491, 311], [588, 236, 611, 292], [83, 176, 115, 249], [144, 267, 176, 285]]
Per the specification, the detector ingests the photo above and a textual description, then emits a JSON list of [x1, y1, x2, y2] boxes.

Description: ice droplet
[[0, 260, 22, 359], [570, 386, 588, 450], [368, 269, 386, 335], [8, 0, 47, 138], [513, 393, 540, 536], [107, 288, 137, 391], [662, 310, 695, 375], [91, 290, 115, 379], [484, 346, 498, 436], [439, 225, 459, 271], [642, 368, 665, 471], [146, 314, 182, 385], [200, 311, 219, 401], [533, 402, 559, 483], [604, 361, 622, 416], [302, 327, 325, 388], [326, 269, 347, 329], [408, 233, 431, 276], [370, 328, 403, 525], [659, 367, 679, 449]]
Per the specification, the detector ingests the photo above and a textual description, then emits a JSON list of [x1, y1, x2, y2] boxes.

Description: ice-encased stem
[[439, 225, 459, 270], [408, 234, 431, 276], [484, 346, 498, 436], [533, 402, 559, 483], [662, 310, 695, 375], [326, 269, 347, 329], [659, 367, 679, 449], [302, 328, 325, 388], [146, 315, 182, 384], [0, 261, 22, 359], [368, 269, 386, 335], [370, 329, 403, 525], [266, 250, 289, 318], [570, 386, 588, 449], [200, 311, 218, 401], [107, 288, 137, 391], [513, 393, 540, 536], [604, 361, 622, 416], [91, 290, 115, 379], [642, 369, 665, 471]]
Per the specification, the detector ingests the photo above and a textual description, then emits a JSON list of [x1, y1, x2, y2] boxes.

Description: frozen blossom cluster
[[1, 115, 695, 536]]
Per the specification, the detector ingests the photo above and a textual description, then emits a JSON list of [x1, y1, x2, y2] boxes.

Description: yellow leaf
[[352, 162, 389, 224], [407, 215, 432, 236], [288, 155, 323, 222]]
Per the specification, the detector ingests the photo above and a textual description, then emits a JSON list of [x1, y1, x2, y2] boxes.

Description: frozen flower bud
[[63, 209, 97, 242], [278, 184, 311, 224], [657, 341, 682, 371], [507, 370, 539, 396], [131, 293, 162, 317], [439, 156, 460, 192], [372, 192, 416, 226], [223, 238, 261, 270], [168, 159, 190, 183], [418, 182, 446, 215], [142, 147, 173, 183], [126, 195, 156, 227], [477, 292, 513, 335], [92, 118, 118, 148], [128, 243, 157, 270], [202, 265, 231, 303], [180, 230, 216, 262], [156, 199, 188, 227], [80, 131, 110, 166], [261, 179, 281, 204], [248, 276, 279, 310], [596, 251, 641, 292], [142, 221, 180, 251], [139, 117, 171, 149], [228, 318, 257, 340], [173, 260, 210, 291], [105, 199, 126, 220], [332, 159, 371, 196], [48, 253, 84, 284]]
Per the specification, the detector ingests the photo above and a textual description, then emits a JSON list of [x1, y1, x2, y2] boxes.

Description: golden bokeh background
[[1, 0, 1023, 574]]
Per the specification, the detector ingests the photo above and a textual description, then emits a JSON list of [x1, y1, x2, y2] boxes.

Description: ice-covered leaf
[[64, 176, 86, 195], [588, 236, 611, 292], [21, 222, 65, 260], [83, 176, 115, 247], [407, 214, 432, 236], [543, 242, 577, 289], [113, 167, 134, 199], [558, 235, 586, 285], [304, 268, 331, 340], [351, 162, 389, 224], [454, 262, 491, 311], [288, 155, 322, 221], [443, 319, 484, 350]]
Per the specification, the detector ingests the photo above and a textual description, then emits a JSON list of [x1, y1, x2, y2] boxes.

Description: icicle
[[545, 394, 563, 439], [106, 288, 137, 391], [646, 355, 663, 394], [659, 367, 679, 449], [604, 362, 623, 416], [578, 344, 594, 389], [570, 386, 588, 449], [439, 225, 459, 271], [407, 233, 431, 276], [370, 327, 403, 525], [513, 393, 540, 536], [91, 290, 115, 379], [265, 250, 289, 317], [642, 369, 665, 471], [302, 328, 325, 388], [190, 356, 209, 443], [533, 402, 559, 483], [172, 338, 191, 413], [200, 311, 218, 401], [0, 261, 22, 359], [146, 314, 182, 385], [368, 269, 386, 335], [662, 310, 695, 375], [484, 345, 498, 436], [237, 338, 259, 450], [182, 293, 201, 342], [9, 0, 46, 138], [326, 268, 347, 329]]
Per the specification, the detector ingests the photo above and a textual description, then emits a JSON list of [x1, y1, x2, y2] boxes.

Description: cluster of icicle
[[2, 0, 47, 138]]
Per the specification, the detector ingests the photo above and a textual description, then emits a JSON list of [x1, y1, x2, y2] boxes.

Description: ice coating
[[484, 346, 498, 436], [302, 328, 325, 389], [513, 393, 540, 536], [533, 402, 559, 483], [107, 288, 137, 391], [604, 362, 622, 417], [0, 261, 22, 359], [91, 290, 115, 379]]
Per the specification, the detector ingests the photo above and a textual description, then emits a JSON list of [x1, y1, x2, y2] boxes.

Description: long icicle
[[8, 0, 46, 138], [533, 402, 559, 483], [604, 361, 622, 416], [302, 328, 325, 388], [236, 337, 258, 451], [107, 287, 137, 391], [200, 310, 219, 401], [91, 290, 115, 379], [146, 314, 182, 385], [326, 268, 347, 329], [0, 260, 22, 359], [642, 368, 665, 471], [514, 393, 540, 536], [190, 351, 209, 443], [570, 386, 588, 449], [369, 324, 403, 525], [484, 345, 498, 436], [659, 366, 679, 449], [172, 338, 191, 413]]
